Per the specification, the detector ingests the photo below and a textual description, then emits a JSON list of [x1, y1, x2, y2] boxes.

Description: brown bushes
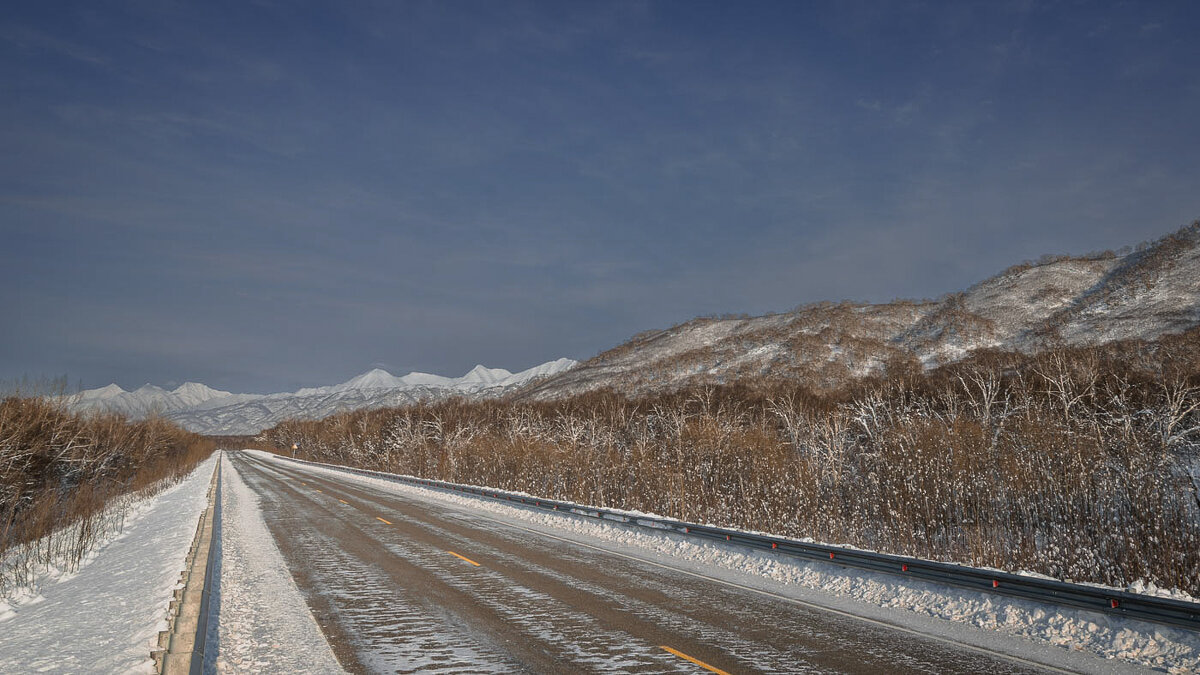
[[0, 396, 214, 594], [261, 335, 1200, 596]]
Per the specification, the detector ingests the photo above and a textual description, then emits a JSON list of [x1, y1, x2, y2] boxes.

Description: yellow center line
[[660, 646, 731, 675], [448, 551, 481, 567], [376, 516, 392, 525], [315, 489, 323, 493]]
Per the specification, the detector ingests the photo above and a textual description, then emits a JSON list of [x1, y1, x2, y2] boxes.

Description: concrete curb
[[153, 453, 222, 674]]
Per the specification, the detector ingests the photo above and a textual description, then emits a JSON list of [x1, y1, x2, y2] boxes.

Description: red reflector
[[829, 552, 835, 559], [1110, 599, 1119, 609], [771, 542, 777, 549], [684, 527, 689, 533], [902, 564, 908, 572], [993, 580, 999, 588]]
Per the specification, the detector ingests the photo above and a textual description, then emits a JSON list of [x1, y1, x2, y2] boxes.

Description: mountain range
[[70, 359, 577, 435], [516, 223, 1200, 400]]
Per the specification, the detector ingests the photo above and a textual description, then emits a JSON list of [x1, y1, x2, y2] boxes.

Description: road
[[228, 451, 1053, 674]]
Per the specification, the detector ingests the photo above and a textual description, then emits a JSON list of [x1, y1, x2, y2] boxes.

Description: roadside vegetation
[[0, 392, 214, 596], [261, 329, 1200, 596]]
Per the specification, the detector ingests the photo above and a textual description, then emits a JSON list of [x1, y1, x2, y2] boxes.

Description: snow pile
[[0, 454, 219, 673], [214, 454, 342, 673], [270, 453, 1200, 673]]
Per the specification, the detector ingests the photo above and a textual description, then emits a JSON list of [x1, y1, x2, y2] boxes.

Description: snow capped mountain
[[172, 382, 234, 406], [69, 359, 578, 435], [329, 368, 407, 393], [72, 381, 244, 417], [457, 365, 512, 386], [78, 383, 126, 400], [510, 357, 577, 380], [398, 371, 454, 387]]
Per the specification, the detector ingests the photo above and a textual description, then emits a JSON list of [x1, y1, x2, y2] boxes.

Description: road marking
[[448, 551, 481, 567], [376, 516, 392, 524], [315, 489, 323, 493], [339, 499, 349, 504], [660, 646, 730, 675]]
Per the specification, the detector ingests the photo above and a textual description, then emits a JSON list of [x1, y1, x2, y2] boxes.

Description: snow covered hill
[[70, 358, 576, 435], [517, 223, 1200, 400], [69, 382, 245, 417]]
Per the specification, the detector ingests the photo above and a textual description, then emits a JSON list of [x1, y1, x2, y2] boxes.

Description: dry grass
[[0, 394, 214, 595]]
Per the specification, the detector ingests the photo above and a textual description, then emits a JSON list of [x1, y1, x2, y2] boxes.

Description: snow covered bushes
[[263, 331, 1200, 596], [0, 395, 214, 595]]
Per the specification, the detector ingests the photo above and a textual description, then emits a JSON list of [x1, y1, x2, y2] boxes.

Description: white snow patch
[[0, 455, 219, 673], [213, 454, 343, 673]]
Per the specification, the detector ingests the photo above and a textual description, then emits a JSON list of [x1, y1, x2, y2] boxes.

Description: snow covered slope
[[69, 382, 245, 417], [518, 224, 1200, 400], [70, 359, 577, 436]]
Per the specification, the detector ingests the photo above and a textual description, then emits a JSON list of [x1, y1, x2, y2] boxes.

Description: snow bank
[[0, 454, 219, 673], [213, 453, 343, 673], [269, 452, 1200, 673]]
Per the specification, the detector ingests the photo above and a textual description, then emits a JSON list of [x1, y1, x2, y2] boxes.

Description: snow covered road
[[227, 451, 1137, 674]]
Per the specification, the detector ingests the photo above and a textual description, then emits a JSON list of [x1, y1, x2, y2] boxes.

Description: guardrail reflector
[[902, 564, 908, 572], [771, 542, 777, 549], [829, 552, 835, 559], [1111, 599, 1119, 608], [993, 580, 1000, 588]]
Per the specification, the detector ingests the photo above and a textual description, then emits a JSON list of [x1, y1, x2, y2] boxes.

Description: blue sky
[[3, 1, 1198, 393]]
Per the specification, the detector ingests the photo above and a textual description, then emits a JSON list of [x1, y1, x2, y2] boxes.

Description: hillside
[[517, 223, 1200, 400]]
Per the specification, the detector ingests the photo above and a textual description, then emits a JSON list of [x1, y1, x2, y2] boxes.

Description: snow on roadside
[[0, 454, 219, 673], [266, 452, 1200, 674], [212, 453, 343, 673]]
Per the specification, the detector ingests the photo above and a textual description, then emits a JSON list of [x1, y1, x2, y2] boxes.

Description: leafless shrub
[[262, 332, 1200, 595], [0, 395, 214, 596]]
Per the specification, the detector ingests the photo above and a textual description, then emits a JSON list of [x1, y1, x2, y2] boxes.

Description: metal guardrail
[[276, 454, 1200, 632]]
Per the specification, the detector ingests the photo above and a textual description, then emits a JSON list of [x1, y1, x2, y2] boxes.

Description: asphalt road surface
[[228, 451, 1055, 674]]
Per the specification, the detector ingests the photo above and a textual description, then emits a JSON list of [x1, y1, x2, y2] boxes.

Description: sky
[[3, 1, 1199, 394]]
